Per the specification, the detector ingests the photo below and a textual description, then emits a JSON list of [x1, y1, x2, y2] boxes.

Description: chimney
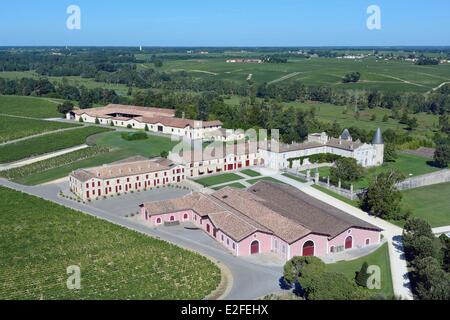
[[182, 111, 185, 119]]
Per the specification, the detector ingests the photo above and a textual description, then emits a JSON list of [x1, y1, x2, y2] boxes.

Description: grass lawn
[[312, 185, 359, 207], [327, 243, 394, 298], [92, 131, 179, 158], [247, 176, 286, 185], [0, 126, 111, 164], [0, 186, 220, 299], [304, 153, 440, 190], [195, 173, 243, 187], [0, 95, 61, 118], [239, 169, 261, 177], [212, 182, 247, 190], [401, 182, 450, 228], [0, 115, 78, 143], [282, 173, 307, 183]]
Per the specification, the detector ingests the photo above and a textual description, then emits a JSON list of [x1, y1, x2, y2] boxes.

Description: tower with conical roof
[[372, 128, 384, 165]]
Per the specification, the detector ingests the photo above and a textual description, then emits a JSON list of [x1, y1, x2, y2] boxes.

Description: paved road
[[272, 173, 414, 300], [0, 179, 284, 300]]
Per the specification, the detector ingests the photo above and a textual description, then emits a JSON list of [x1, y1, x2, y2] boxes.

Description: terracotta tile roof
[[246, 181, 382, 238], [140, 181, 382, 243], [172, 141, 259, 163], [73, 104, 175, 118], [71, 157, 175, 181], [139, 116, 222, 129]]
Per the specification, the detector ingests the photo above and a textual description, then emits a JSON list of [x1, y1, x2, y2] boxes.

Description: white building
[[67, 104, 222, 140], [258, 129, 384, 170]]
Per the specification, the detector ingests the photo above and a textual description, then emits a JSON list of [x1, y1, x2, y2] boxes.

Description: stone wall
[[396, 169, 450, 191]]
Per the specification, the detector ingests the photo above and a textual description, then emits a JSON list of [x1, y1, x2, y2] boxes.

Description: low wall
[[396, 169, 450, 191]]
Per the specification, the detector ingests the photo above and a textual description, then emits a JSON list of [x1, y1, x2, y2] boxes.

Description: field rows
[[0, 187, 220, 299]]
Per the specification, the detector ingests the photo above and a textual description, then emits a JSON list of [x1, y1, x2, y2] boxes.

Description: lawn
[[212, 182, 247, 190], [282, 173, 307, 183], [195, 173, 243, 187], [247, 176, 286, 185], [327, 243, 394, 298], [304, 153, 440, 190], [401, 182, 450, 228], [239, 169, 261, 177], [0, 186, 220, 299], [312, 185, 359, 207], [0, 126, 111, 164], [92, 131, 179, 158], [0, 95, 61, 118], [0, 115, 78, 143]]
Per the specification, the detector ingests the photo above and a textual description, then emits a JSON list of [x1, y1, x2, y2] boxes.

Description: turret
[[372, 128, 384, 165]]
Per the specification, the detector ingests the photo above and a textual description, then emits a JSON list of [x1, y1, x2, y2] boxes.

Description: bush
[[121, 131, 148, 141], [127, 124, 132, 129]]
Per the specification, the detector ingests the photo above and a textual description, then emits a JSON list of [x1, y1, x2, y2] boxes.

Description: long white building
[[67, 104, 222, 140]]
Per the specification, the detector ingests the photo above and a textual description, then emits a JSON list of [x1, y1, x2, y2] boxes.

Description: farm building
[[139, 181, 382, 260], [69, 156, 186, 201], [259, 129, 385, 170], [66, 104, 222, 140]]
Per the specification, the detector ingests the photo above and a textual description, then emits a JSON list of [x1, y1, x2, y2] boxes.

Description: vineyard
[[0, 115, 78, 144], [0, 146, 109, 182], [0, 186, 221, 299], [0, 126, 112, 164]]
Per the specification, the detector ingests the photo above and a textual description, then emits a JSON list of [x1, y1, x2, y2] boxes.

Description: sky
[[0, 0, 449, 47]]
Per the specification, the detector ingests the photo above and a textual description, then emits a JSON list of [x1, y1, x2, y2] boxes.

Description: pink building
[[139, 181, 382, 260]]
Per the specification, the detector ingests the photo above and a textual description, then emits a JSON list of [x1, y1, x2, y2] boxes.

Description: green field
[[305, 153, 440, 190], [212, 182, 247, 190], [327, 243, 394, 298], [157, 57, 450, 92], [9, 131, 178, 185], [401, 182, 450, 228], [195, 173, 243, 187], [239, 169, 261, 177], [0, 95, 62, 118], [0, 126, 111, 164], [0, 115, 78, 143], [0, 186, 220, 299]]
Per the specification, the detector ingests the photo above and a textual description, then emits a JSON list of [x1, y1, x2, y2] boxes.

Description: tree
[[95, 117, 100, 125], [330, 158, 363, 184], [414, 257, 450, 300], [342, 72, 361, 83], [78, 117, 84, 123], [153, 60, 163, 68], [384, 143, 398, 162], [144, 124, 149, 132], [434, 143, 450, 168], [406, 117, 419, 131], [283, 256, 325, 286], [355, 262, 370, 287], [127, 124, 132, 129], [382, 114, 389, 122], [360, 170, 405, 219], [403, 218, 442, 263], [57, 101, 73, 115], [370, 114, 377, 121], [160, 150, 169, 159]]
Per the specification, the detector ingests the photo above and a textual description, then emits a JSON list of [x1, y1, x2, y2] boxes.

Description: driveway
[[0, 178, 284, 300]]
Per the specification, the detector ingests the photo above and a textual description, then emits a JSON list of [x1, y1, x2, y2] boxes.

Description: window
[[170, 216, 175, 222], [365, 238, 370, 246], [232, 243, 236, 250], [183, 213, 188, 220], [330, 246, 335, 253], [156, 218, 162, 224], [221, 235, 224, 241]]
